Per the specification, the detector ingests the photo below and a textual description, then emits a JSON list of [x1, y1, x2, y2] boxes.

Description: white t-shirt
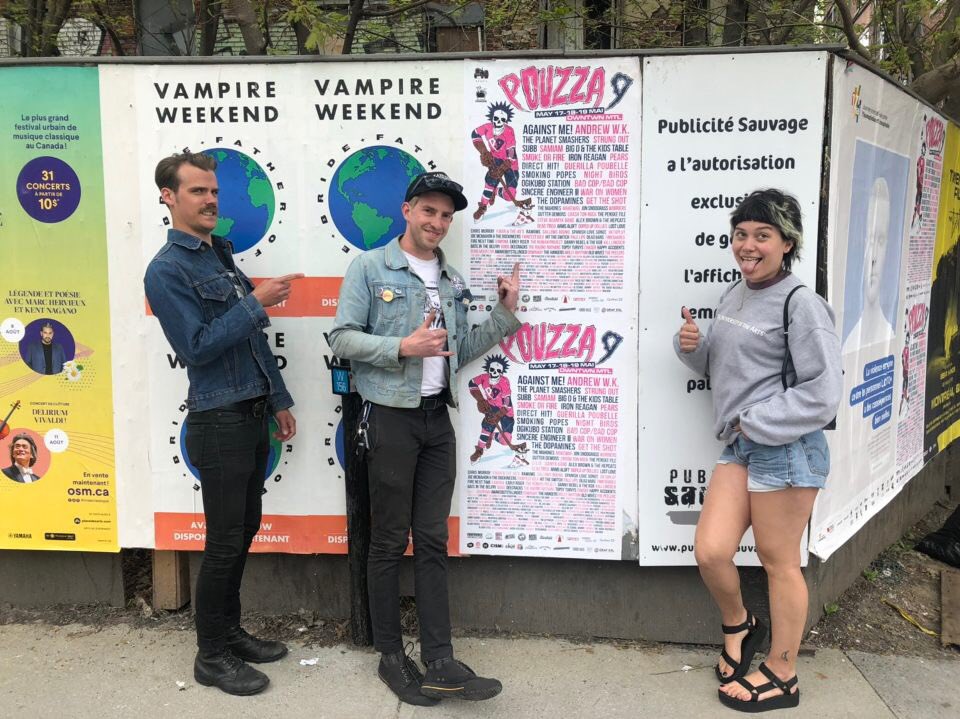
[[404, 251, 448, 396]]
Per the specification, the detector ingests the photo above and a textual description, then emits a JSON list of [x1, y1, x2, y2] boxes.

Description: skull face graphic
[[492, 110, 509, 130], [487, 361, 506, 380]]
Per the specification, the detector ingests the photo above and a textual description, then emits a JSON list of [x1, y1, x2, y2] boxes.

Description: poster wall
[[923, 125, 960, 458], [457, 58, 641, 560], [0, 66, 118, 551], [3, 52, 953, 563], [118, 61, 467, 553], [896, 114, 946, 481], [636, 52, 828, 565], [810, 61, 927, 559]]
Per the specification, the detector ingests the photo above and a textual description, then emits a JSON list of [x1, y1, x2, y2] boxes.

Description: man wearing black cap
[[329, 171, 521, 705]]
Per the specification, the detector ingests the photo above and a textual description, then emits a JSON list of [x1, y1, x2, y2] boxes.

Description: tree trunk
[[21, 0, 73, 56], [292, 20, 319, 54], [682, 0, 709, 46], [198, 0, 222, 56], [224, 0, 266, 55], [911, 57, 960, 107], [341, 0, 366, 55], [942, 91, 960, 125], [721, 0, 748, 47]]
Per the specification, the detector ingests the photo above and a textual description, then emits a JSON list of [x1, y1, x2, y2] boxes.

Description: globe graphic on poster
[[202, 148, 275, 253], [329, 146, 425, 251]]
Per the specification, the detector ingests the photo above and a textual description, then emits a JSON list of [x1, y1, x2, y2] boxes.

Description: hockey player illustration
[[468, 354, 528, 464], [900, 308, 911, 417], [471, 102, 533, 225], [912, 137, 926, 228]]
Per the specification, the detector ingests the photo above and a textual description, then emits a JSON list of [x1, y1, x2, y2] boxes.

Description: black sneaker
[[378, 650, 440, 707], [194, 649, 269, 696], [420, 657, 502, 701], [226, 626, 288, 663]]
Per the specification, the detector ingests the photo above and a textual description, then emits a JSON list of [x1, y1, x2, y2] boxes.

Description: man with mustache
[[145, 152, 302, 696]]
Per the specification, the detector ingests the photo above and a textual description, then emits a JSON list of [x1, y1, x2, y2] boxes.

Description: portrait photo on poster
[[2, 428, 51, 484], [841, 139, 910, 351], [18, 318, 76, 376]]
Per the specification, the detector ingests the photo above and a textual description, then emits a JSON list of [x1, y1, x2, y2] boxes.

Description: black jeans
[[185, 404, 269, 653], [366, 403, 456, 662]]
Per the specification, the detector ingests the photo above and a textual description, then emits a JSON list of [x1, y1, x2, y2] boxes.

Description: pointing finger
[[422, 309, 437, 329], [277, 273, 306, 282], [511, 262, 520, 282], [681, 307, 696, 325]]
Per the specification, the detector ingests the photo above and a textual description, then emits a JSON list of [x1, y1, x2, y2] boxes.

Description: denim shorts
[[717, 430, 830, 491]]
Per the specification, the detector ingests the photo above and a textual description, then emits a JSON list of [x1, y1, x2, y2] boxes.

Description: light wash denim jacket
[[328, 237, 520, 409], [144, 229, 294, 413]]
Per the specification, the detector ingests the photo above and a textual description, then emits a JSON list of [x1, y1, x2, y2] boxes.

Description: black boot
[[194, 649, 269, 696], [378, 650, 439, 706], [226, 626, 288, 663], [420, 656, 502, 701]]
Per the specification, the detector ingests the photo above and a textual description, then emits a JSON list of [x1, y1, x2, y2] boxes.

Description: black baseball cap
[[404, 171, 468, 212]]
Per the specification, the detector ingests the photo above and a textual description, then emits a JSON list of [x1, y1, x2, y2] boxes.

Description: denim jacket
[[328, 237, 520, 409], [144, 229, 294, 413]]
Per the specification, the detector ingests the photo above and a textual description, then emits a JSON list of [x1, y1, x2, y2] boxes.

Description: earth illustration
[[329, 146, 424, 251], [203, 148, 275, 253]]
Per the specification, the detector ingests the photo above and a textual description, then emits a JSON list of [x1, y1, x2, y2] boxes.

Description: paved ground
[[0, 623, 956, 718]]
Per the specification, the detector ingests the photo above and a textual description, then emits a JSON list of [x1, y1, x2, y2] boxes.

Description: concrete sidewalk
[[0, 622, 955, 719]]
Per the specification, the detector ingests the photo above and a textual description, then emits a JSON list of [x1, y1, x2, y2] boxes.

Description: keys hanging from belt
[[356, 401, 372, 458]]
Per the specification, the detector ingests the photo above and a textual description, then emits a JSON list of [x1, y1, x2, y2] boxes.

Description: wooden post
[[942, 569, 960, 647], [342, 391, 373, 645], [152, 550, 191, 610]]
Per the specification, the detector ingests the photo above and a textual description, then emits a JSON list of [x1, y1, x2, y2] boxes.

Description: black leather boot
[[194, 649, 269, 695], [226, 626, 288, 663], [420, 656, 502, 701], [378, 650, 440, 706]]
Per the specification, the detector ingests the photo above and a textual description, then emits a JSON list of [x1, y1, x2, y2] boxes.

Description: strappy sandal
[[718, 661, 800, 712], [715, 609, 767, 683]]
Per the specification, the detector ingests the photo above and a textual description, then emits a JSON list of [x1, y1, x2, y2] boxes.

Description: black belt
[[419, 393, 447, 410], [215, 397, 269, 417]]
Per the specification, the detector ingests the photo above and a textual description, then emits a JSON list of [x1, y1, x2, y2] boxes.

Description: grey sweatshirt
[[673, 273, 842, 446]]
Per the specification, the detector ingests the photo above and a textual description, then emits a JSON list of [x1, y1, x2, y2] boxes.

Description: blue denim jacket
[[144, 229, 294, 413], [328, 237, 520, 408]]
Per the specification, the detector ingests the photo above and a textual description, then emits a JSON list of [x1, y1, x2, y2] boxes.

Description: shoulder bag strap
[[781, 285, 804, 390]]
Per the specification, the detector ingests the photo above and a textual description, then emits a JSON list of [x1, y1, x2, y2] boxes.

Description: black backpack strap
[[781, 286, 804, 390]]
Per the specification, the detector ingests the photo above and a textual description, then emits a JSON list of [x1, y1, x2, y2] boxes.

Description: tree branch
[[89, 0, 127, 56], [361, 0, 433, 19], [911, 55, 960, 106], [833, 0, 873, 62]]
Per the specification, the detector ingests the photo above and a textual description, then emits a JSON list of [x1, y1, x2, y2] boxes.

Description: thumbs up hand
[[399, 310, 454, 358], [678, 307, 701, 353]]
